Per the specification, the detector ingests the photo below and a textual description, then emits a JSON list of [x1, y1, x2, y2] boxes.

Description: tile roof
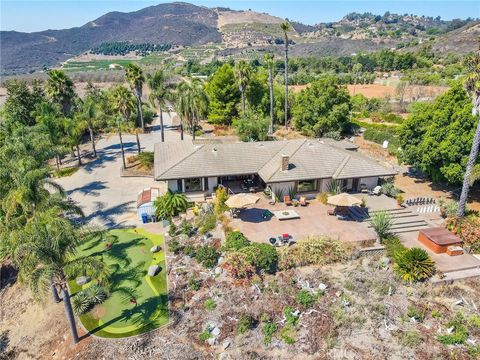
[[154, 139, 397, 182]]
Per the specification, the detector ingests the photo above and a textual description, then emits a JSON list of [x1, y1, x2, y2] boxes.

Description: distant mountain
[[1, 2, 220, 74], [1, 3, 478, 75]]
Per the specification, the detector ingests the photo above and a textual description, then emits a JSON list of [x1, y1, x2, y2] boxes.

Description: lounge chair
[[299, 196, 308, 206], [284, 195, 293, 206]]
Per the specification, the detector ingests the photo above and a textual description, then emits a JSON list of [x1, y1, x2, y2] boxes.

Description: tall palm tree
[[13, 211, 108, 344], [457, 49, 480, 217], [264, 53, 275, 134], [109, 85, 136, 168], [175, 80, 208, 141], [63, 117, 85, 167], [147, 70, 173, 142], [32, 101, 65, 169], [280, 21, 291, 128], [125, 63, 146, 131], [234, 60, 252, 115], [76, 97, 101, 157], [45, 70, 75, 117]]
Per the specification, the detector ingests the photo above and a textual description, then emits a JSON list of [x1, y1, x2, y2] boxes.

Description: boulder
[[150, 245, 162, 253], [379, 256, 390, 266], [148, 265, 161, 276], [76, 276, 90, 286], [211, 326, 221, 337], [222, 339, 231, 350]]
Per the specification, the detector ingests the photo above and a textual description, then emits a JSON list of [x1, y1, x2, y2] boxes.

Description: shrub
[[406, 306, 425, 322], [316, 192, 329, 204], [371, 211, 393, 241], [237, 315, 255, 334], [327, 180, 343, 195], [278, 236, 345, 270], [168, 222, 177, 237], [383, 235, 407, 259], [399, 330, 423, 348], [296, 289, 318, 308], [179, 220, 194, 236], [445, 215, 480, 252], [381, 181, 400, 198], [195, 245, 220, 268], [225, 231, 250, 251], [72, 285, 108, 315], [199, 329, 212, 342], [394, 248, 435, 283], [396, 194, 404, 206], [199, 213, 217, 235], [168, 239, 183, 254], [154, 190, 189, 219], [222, 252, 256, 279], [279, 325, 296, 344], [437, 312, 469, 345], [188, 277, 202, 291], [72, 292, 91, 315], [262, 321, 278, 345], [214, 187, 229, 215], [137, 151, 154, 169], [204, 298, 216, 311], [437, 198, 459, 218], [284, 306, 299, 326], [183, 245, 196, 257], [240, 243, 278, 273]]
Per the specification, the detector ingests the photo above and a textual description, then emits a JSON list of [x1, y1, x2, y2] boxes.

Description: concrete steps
[[432, 267, 480, 284]]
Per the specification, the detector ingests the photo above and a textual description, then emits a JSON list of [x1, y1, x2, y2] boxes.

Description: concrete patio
[[229, 195, 379, 244]]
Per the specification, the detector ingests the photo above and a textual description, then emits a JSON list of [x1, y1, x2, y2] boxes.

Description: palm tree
[[280, 21, 291, 128], [45, 70, 75, 116], [32, 101, 65, 169], [175, 80, 208, 141], [63, 117, 85, 167], [147, 70, 174, 142], [125, 63, 146, 131], [457, 48, 480, 217], [76, 97, 101, 157], [235, 60, 252, 115], [264, 53, 275, 134], [13, 211, 108, 344], [109, 85, 136, 168]]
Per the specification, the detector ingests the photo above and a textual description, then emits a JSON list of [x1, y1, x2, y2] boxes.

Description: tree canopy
[[399, 82, 478, 184], [292, 76, 351, 137]]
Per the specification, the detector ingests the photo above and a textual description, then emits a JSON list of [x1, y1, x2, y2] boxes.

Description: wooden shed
[[418, 227, 463, 254]]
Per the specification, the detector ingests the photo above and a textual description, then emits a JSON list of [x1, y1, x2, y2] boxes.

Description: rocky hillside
[[1, 3, 478, 75]]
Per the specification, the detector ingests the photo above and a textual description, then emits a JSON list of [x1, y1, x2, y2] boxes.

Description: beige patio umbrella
[[327, 193, 362, 207], [225, 193, 260, 208]]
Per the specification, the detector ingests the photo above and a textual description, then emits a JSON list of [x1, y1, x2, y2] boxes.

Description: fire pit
[[273, 210, 300, 220]]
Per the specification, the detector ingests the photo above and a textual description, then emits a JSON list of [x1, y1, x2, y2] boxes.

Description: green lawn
[[69, 228, 168, 338]]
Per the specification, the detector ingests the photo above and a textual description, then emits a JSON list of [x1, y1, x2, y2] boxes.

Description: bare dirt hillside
[[217, 10, 283, 28]]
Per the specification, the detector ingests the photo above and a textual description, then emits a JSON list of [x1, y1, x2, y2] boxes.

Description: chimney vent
[[281, 154, 289, 171]]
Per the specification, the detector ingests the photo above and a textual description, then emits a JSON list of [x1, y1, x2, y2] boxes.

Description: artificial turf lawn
[[69, 228, 168, 338]]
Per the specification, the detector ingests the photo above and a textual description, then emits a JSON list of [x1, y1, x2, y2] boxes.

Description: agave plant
[[370, 211, 393, 243], [327, 180, 343, 195], [72, 292, 91, 315], [394, 248, 436, 283], [84, 284, 108, 305]]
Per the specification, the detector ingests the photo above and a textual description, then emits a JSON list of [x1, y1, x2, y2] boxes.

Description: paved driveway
[[56, 116, 190, 228]]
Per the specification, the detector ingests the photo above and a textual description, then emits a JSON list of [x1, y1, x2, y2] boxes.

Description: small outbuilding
[[418, 227, 463, 254], [137, 187, 161, 222]]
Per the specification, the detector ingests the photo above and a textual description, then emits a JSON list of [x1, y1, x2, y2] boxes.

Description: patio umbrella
[[225, 193, 260, 208], [327, 193, 362, 207]]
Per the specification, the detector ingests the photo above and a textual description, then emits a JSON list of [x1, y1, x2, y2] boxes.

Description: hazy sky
[[1, 0, 479, 33]]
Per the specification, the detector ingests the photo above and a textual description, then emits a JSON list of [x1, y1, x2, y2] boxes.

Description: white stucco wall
[[320, 178, 333, 192], [359, 177, 379, 189]]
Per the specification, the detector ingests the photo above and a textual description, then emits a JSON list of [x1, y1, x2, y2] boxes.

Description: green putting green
[[69, 228, 168, 338]]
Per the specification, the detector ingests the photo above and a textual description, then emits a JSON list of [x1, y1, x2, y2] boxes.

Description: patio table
[[273, 210, 300, 220]]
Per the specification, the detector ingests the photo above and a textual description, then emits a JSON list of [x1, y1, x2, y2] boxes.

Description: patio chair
[[327, 208, 336, 216], [336, 214, 350, 221], [269, 237, 277, 245], [284, 195, 293, 206], [299, 196, 308, 206], [372, 186, 382, 196]]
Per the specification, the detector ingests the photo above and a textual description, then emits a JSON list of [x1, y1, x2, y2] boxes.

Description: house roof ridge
[[155, 142, 204, 179], [260, 139, 306, 182], [332, 153, 351, 179]]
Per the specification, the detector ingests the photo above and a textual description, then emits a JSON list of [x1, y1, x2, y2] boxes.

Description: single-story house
[[153, 138, 397, 200]]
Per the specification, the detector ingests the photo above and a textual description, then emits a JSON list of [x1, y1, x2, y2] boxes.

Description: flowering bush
[[446, 215, 480, 253]]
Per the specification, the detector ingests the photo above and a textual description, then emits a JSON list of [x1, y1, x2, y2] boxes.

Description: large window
[[297, 179, 317, 193], [184, 177, 203, 192]]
